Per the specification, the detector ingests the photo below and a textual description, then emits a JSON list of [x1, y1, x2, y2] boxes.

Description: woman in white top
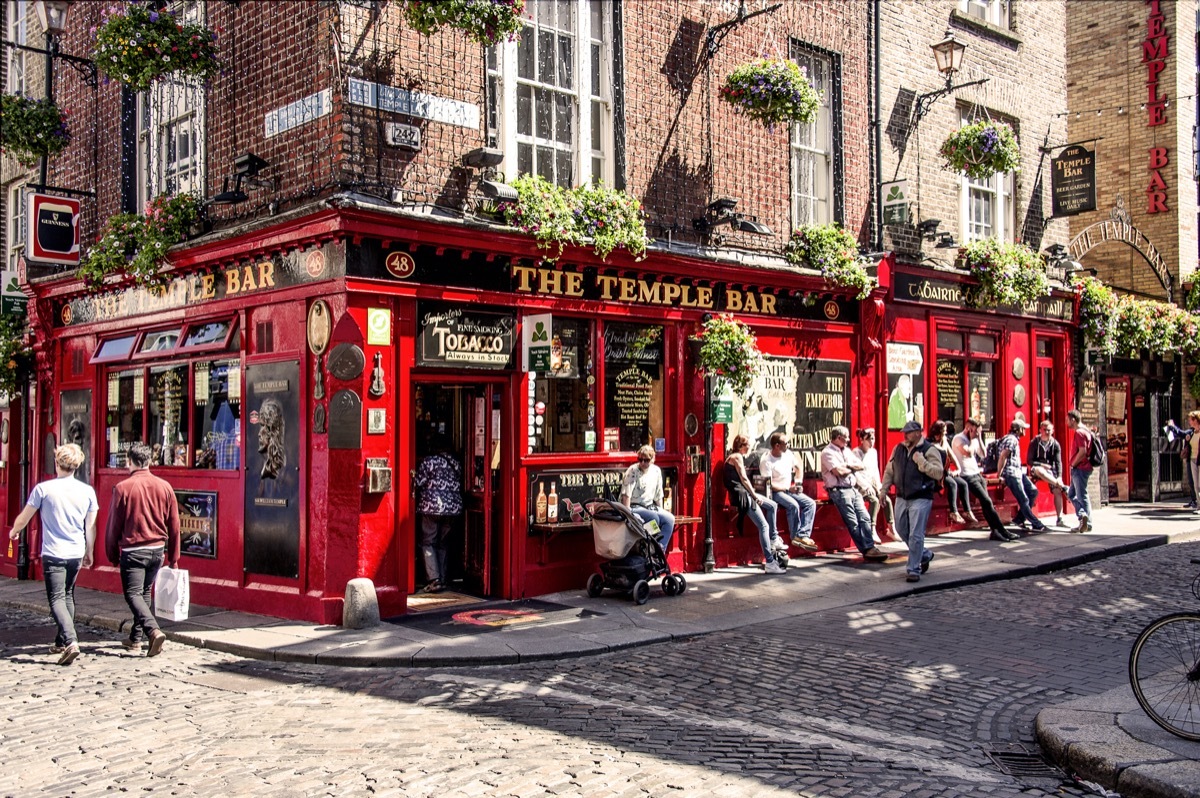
[[853, 428, 894, 542]]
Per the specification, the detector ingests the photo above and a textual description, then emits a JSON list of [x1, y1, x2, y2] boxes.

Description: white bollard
[[342, 577, 380, 629]]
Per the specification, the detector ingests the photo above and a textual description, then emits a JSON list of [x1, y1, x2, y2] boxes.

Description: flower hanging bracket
[[704, 1, 782, 59]]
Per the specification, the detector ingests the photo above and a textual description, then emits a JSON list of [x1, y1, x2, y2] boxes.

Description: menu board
[[968, 370, 992, 426], [936, 360, 962, 421], [603, 324, 662, 451], [1078, 375, 1099, 427]]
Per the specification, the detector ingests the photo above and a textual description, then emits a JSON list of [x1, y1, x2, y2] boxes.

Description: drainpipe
[[872, 0, 883, 252]]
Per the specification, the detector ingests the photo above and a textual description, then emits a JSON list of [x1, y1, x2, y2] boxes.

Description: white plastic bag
[[153, 566, 190, 621]]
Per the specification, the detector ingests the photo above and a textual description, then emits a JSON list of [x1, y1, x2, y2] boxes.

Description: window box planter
[[784, 223, 876, 300]]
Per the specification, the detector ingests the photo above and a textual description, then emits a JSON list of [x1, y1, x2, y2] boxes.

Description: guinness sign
[[26, 193, 80, 265]]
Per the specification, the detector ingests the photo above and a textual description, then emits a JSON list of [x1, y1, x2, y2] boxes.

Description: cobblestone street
[[4, 539, 1198, 798]]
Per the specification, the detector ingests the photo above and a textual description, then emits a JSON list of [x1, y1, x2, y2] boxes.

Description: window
[[180, 318, 234, 351], [192, 359, 241, 470], [135, 0, 206, 206], [529, 318, 594, 454], [960, 0, 1010, 28], [93, 334, 139, 363], [959, 110, 1015, 243], [6, 181, 26, 271], [602, 323, 663, 452], [488, 0, 614, 188], [6, 0, 26, 95], [935, 330, 998, 433], [138, 329, 182, 356], [790, 43, 838, 228]]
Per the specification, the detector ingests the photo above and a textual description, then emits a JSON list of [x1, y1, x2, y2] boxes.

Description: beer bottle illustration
[[547, 481, 559, 523], [535, 481, 548, 523]]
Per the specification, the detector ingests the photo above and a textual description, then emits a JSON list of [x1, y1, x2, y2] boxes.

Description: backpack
[[1087, 431, 1106, 467], [982, 439, 1001, 473]]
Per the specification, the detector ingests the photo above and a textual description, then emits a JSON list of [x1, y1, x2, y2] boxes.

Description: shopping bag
[[153, 566, 190, 621]]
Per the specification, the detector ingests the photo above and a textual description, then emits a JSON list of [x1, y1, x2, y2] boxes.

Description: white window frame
[[960, 0, 1010, 29], [790, 45, 834, 228], [6, 0, 27, 95], [135, 1, 206, 205], [958, 110, 1015, 243], [488, 0, 613, 188], [6, 181, 27, 272]]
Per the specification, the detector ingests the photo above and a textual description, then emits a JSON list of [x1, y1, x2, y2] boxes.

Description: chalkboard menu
[[603, 324, 663, 451], [1078, 375, 1099, 427], [528, 466, 678, 527], [937, 360, 962, 421]]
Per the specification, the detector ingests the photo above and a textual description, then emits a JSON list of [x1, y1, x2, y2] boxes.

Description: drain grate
[[985, 750, 1065, 779]]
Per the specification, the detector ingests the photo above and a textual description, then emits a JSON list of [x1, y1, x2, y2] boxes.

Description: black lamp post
[[703, 374, 715, 573]]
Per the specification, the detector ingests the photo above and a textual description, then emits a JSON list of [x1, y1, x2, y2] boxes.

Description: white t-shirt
[[26, 476, 98, 559], [952, 432, 984, 477], [759, 450, 798, 491]]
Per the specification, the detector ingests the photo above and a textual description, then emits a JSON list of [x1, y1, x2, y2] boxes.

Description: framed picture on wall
[[558, 410, 573, 434]]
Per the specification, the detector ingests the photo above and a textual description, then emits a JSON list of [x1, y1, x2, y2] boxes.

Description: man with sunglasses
[[620, 446, 675, 552]]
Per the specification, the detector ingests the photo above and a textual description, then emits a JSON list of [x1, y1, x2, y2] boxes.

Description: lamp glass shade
[[34, 0, 71, 36], [930, 31, 965, 75]]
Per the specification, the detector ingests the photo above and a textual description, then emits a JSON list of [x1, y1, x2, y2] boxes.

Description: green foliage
[[93, 2, 220, 90], [402, 0, 525, 47], [1113, 295, 1180, 357], [719, 58, 820, 128], [958, 238, 1049, 309], [79, 194, 202, 289], [1074, 276, 1118, 355], [0, 94, 71, 167], [784, 223, 876, 299], [939, 121, 1020, 180], [689, 313, 764, 396], [0, 309, 33, 399], [500, 175, 649, 261]]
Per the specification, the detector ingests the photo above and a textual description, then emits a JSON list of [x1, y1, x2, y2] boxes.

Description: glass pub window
[[147, 364, 190, 466], [936, 331, 997, 433], [191, 359, 241, 470], [603, 323, 664, 452], [529, 318, 594, 454], [106, 370, 145, 467]]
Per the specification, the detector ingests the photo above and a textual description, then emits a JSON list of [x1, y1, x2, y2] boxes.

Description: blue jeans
[[1003, 473, 1043, 528], [631, 507, 676, 552], [1068, 467, 1093, 521], [120, 548, 164, 642], [771, 489, 816, 539], [743, 496, 780, 562], [42, 556, 81, 647], [894, 496, 933, 577], [827, 487, 875, 554]]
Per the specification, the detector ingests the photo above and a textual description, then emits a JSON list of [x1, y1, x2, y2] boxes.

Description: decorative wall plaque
[[313, 403, 326, 434], [307, 300, 331, 355], [329, 389, 363, 450], [328, 343, 365, 381], [1012, 357, 1025, 380], [1013, 384, 1026, 407]]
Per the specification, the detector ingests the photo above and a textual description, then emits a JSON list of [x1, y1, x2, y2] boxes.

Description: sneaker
[[862, 547, 889, 562], [1031, 523, 1047, 532], [48, 644, 66, 655], [990, 529, 1012, 542], [921, 551, 935, 574], [764, 560, 786, 574], [147, 630, 166, 658], [950, 513, 965, 524], [1071, 517, 1090, 534], [770, 537, 788, 553], [792, 536, 819, 552], [121, 638, 144, 651], [57, 643, 80, 666], [906, 574, 920, 583]]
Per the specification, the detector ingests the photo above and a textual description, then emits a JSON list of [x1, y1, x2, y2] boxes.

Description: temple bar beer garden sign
[[1051, 145, 1097, 217], [893, 273, 1073, 322]]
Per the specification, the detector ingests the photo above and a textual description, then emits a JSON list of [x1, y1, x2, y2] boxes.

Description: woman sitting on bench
[[724, 435, 787, 574]]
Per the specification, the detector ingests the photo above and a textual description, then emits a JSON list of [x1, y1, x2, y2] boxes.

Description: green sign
[[1, 272, 26, 316], [881, 180, 909, 226], [710, 384, 734, 423]]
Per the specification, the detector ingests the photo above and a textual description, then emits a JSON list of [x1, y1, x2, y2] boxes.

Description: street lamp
[[33, 0, 71, 38], [912, 30, 989, 122]]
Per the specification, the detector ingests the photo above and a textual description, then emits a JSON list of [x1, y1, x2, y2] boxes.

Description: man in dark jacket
[[106, 442, 180, 657], [882, 420, 944, 583], [1027, 420, 1069, 527]]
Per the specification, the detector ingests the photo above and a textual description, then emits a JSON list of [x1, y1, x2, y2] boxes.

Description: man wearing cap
[[820, 426, 888, 561], [882, 420, 942, 582], [997, 419, 1046, 533], [951, 417, 1013, 541]]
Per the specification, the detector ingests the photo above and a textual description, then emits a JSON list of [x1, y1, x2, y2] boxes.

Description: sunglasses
[[637, 456, 652, 462]]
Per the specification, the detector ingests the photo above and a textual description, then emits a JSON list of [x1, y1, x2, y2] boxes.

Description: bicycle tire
[[1128, 612, 1200, 742]]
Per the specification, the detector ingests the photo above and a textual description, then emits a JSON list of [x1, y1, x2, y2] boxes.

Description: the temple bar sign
[[1051, 145, 1096, 217]]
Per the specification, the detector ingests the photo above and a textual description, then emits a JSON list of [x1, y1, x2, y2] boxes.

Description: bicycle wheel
[[1128, 612, 1200, 741]]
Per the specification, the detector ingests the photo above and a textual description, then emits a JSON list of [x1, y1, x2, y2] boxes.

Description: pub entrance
[[412, 379, 508, 597]]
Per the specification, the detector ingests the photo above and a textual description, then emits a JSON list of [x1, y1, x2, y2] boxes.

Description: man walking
[[997, 419, 1046, 533], [882, 421, 943, 582], [7, 444, 97, 665], [821, 427, 888, 562], [759, 432, 818, 552], [105, 442, 180, 657], [951, 417, 1013, 541], [1065, 409, 1096, 533]]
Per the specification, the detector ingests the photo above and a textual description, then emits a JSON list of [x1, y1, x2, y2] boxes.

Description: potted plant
[[79, 193, 202, 288], [0, 94, 71, 167], [0, 309, 33, 399], [1113, 295, 1181, 358], [689, 313, 764, 396], [957, 238, 1049, 309], [498, 175, 650, 261], [1074, 275, 1118, 355], [92, 2, 220, 90], [784, 223, 876, 299], [939, 121, 1020, 180], [402, 0, 526, 47], [720, 58, 820, 128]]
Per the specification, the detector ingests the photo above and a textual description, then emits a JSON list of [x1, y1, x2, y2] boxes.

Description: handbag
[[153, 566, 191, 621]]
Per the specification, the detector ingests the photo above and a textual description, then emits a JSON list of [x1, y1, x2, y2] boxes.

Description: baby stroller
[[584, 499, 687, 605]]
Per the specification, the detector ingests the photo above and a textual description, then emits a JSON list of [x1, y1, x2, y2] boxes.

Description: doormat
[[406, 591, 484, 614], [386, 599, 603, 638]]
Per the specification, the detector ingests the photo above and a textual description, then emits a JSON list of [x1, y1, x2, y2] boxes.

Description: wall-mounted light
[[462, 147, 504, 169], [207, 153, 276, 206], [480, 180, 518, 202], [692, 197, 772, 236], [912, 30, 989, 123], [917, 218, 942, 239], [934, 232, 958, 249]]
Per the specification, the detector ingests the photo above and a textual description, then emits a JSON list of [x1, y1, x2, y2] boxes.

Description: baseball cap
[[1011, 418, 1030, 429], [901, 421, 923, 434]]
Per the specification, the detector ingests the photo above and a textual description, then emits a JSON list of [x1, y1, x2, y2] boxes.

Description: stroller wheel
[[586, 573, 605, 598], [671, 574, 687, 595], [632, 580, 651, 605], [661, 575, 677, 596]]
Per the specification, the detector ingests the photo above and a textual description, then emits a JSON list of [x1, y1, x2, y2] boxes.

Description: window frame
[[789, 40, 842, 229], [960, 0, 1010, 28], [5, 0, 26, 95], [958, 109, 1015, 243], [933, 323, 1001, 434], [6, 181, 27, 272], [179, 317, 237, 353]]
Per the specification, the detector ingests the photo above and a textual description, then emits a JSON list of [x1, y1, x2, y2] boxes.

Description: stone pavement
[[2, 503, 1200, 797]]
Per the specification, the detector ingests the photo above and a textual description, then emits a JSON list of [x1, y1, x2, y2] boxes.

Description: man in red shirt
[[105, 442, 181, 657], [1065, 409, 1094, 533]]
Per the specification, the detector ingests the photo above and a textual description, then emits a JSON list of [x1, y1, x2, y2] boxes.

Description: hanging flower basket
[[79, 193, 203, 289], [402, 0, 526, 48], [958, 238, 1049, 309], [0, 309, 33, 399], [0, 94, 71, 167], [689, 314, 764, 396], [720, 58, 820, 128], [1074, 275, 1118, 356], [939, 121, 1020, 180], [498, 175, 649, 261], [92, 2, 220, 91], [784, 223, 876, 299]]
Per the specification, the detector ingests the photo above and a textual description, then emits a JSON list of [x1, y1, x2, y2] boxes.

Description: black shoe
[[989, 529, 1008, 541], [921, 551, 935, 574]]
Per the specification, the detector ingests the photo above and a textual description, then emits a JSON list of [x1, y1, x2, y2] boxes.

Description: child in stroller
[[584, 499, 687, 604]]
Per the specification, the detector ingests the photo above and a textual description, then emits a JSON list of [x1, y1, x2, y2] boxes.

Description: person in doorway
[[620, 446, 675, 553], [821, 427, 887, 561], [759, 432, 818, 552], [105, 442, 180, 658], [724, 435, 785, 574], [997, 419, 1046, 533], [853, 428, 893, 543], [414, 437, 463, 594], [1027, 420, 1069, 527], [928, 421, 973, 525], [7, 444, 97, 666], [1066, 409, 1098, 533], [951, 417, 1013, 541], [882, 420, 943, 582]]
